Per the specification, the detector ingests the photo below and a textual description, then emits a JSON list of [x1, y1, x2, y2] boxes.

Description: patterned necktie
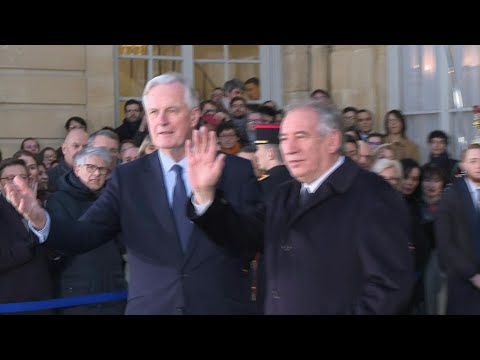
[[171, 164, 193, 252]]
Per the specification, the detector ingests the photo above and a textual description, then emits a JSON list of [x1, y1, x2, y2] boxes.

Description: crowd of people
[[0, 72, 478, 315]]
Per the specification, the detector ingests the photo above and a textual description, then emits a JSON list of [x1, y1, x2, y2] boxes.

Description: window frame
[[387, 45, 475, 162], [114, 45, 282, 126]]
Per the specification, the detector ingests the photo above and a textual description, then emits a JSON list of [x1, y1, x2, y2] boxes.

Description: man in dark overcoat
[[186, 100, 415, 315]]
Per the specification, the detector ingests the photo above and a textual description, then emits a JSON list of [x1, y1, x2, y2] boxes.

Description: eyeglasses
[[83, 164, 109, 175], [367, 141, 383, 149], [68, 125, 86, 130], [44, 154, 57, 160], [0, 174, 28, 182]]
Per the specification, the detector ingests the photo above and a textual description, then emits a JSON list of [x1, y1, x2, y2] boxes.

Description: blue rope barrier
[[0, 291, 128, 314]]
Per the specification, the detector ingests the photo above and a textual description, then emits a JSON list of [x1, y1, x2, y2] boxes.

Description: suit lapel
[[0, 195, 29, 239], [458, 178, 479, 233], [288, 181, 335, 225], [143, 153, 183, 255], [288, 158, 359, 226]]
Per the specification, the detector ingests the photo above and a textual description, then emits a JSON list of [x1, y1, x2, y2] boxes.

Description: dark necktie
[[172, 164, 193, 252], [299, 186, 311, 207]]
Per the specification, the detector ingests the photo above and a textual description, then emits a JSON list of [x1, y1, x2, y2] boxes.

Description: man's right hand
[[4, 175, 46, 230], [186, 127, 225, 205]]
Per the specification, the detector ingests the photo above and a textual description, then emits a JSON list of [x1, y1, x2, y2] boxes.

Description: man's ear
[[328, 130, 343, 154], [190, 107, 200, 129], [267, 147, 275, 161], [73, 165, 80, 177]]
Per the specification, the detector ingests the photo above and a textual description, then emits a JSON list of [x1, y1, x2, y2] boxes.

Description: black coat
[[259, 165, 292, 203], [0, 195, 54, 314], [46, 171, 126, 315], [46, 158, 71, 192], [190, 157, 415, 314], [115, 119, 141, 143], [436, 177, 480, 314]]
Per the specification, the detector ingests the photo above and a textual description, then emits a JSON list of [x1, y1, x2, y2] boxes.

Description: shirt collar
[[466, 177, 480, 194], [157, 150, 187, 174], [302, 156, 345, 194]]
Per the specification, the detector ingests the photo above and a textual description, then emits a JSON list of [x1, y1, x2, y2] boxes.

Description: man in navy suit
[[5, 72, 261, 315], [436, 143, 480, 314]]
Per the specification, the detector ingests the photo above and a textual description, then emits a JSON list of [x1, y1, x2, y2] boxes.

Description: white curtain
[[399, 45, 480, 162], [401, 45, 440, 112]]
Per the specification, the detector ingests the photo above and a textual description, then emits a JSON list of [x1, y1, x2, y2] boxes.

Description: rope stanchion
[[0, 291, 128, 314]]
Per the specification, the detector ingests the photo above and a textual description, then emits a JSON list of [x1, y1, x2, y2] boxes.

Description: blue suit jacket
[[47, 151, 261, 314]]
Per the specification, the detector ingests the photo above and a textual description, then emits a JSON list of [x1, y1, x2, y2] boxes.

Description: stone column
[[85, 46, 115, 132], [282, 45, 310, 104], [330, 45, 387, 132], [310, 45, 329, 94]]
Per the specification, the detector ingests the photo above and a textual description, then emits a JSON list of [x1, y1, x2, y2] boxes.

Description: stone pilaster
[[85, 46, 115, 132]]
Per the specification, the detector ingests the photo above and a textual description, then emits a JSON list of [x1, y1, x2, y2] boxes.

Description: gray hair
[[224, 79, 245, 93], [371, 158, 403, 179], [142, 72, 199, 110], [88, 129, 120, 148], [284, 99, 344, 136], [74, 146, 112, 168]]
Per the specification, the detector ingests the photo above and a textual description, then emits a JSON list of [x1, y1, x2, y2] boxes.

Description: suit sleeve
[[0, 239, 34, 274], [188, 157, 265, 259], [435, 187, 477, 279], [348, 180, 415, 314], [46, 169, 122, 255], [188, 190, 265, 259]]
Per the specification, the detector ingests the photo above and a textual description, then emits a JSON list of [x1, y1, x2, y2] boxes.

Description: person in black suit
[[0, 158, 53, 314], [436, 143, 480, 314], [186, 100, 415, 314], [5, 72, 261, 315], [254, 125, 293, 203]]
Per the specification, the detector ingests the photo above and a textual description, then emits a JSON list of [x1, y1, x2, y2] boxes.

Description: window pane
[[194, 63, 225, 101], [153, 60, 182, 76], [229, 45, 259, 60], [401, 45, 439, 112], [451, 45, 480, 108], [405, 114, 440, 164], [118, 59, 148, 97], [118, 45, 148, 56], [194, 45, 224, 59], [450, 110, 477, 159], [152, 45, 181, 57], [229, 63, 260, 100]]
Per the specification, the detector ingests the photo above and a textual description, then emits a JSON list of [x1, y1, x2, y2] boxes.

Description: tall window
[[115, 45, 282, 125], [388, 45, 480, 163]]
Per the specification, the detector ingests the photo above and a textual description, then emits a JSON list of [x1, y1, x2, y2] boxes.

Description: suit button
[[271, 290, 280, 299], [280, 243, 292, 251]]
